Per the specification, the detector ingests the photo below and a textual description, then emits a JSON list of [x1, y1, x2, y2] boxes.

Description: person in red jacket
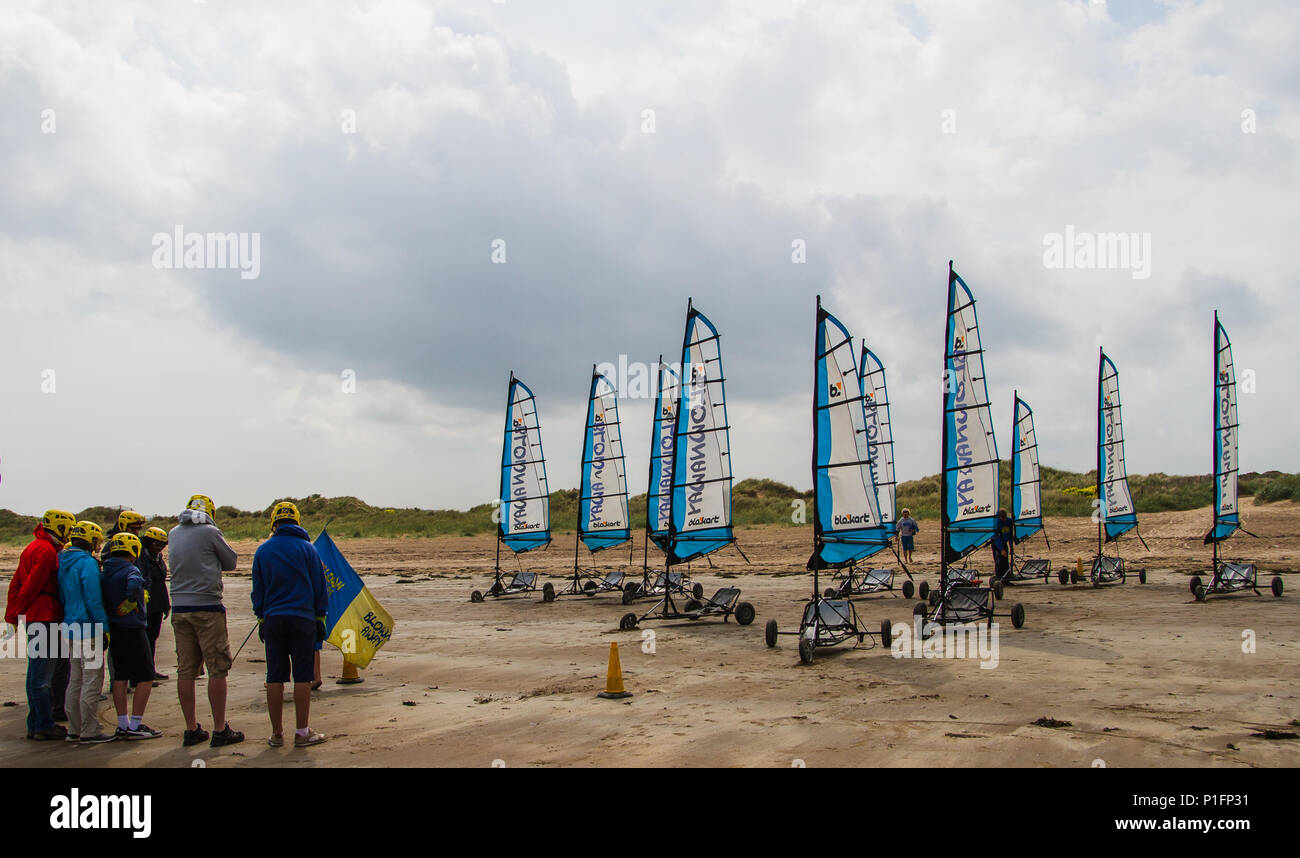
[[4, 510, 76, 740]]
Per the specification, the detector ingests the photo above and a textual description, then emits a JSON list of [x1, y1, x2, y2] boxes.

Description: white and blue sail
[[667, 301, 734, 564], [810, 300, 889, 569], [499, 373, 551, 553], [646, 358, 680, 551], [860, 344, 897, 539], [579, 368, 630, 552], [1206, 312, 1239, 544], [1098, 350, 1138, 542], [1011, 393, 1043, 543], [942, 267, 1000, 563]]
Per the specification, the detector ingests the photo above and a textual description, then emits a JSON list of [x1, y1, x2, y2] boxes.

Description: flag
[[314, 529, 394, 669]]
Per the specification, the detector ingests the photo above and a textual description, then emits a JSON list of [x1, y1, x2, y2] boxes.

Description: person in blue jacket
[[252, 502, 328, 749], [101, 532, 162, 740], [58, 521, 114, 744]]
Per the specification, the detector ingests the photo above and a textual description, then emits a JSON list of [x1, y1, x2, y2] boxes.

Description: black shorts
[[108, 625, 156, 685], [263, 616, 316, 684]]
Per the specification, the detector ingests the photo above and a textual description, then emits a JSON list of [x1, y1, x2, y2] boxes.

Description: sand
[[1, 498, 1297, 768]]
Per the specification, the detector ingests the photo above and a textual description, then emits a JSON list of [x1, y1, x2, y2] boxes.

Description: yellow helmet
[[186, 494, 216, 518], [108, 531, 142, 559], [117, 510, 147, 531], [70, 521, 105, 548], [143, 526, 169, 545], [270, 501, 301, 528], [42, 510, 77, 543]]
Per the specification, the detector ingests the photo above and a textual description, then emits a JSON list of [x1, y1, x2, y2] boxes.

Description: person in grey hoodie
[[167, 494, 243, 748]]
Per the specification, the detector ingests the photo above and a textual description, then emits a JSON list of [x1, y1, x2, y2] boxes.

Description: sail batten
[[666, 303, 735, 564], [809, 299, 888, 570], [1098, 351, 1138, 542], [859, 344, 897, 540], [499, 374, 551, 553], [1011, 394, 1043, 543], [1206, 312, 1240, 544], [578, 369, 630, 553], [942, 267, 1000, 563], [646, 359, 680, 550]]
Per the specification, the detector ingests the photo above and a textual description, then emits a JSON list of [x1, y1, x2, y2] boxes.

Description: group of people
[[890, 506, 1018, 584], [4, 494, 332, 749]]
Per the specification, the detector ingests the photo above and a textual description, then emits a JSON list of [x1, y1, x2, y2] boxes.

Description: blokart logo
[[961, 503, 992, 516], [589, 521, 623, 529], [688, 515, 720, 526], [833, 512, 872, 526]]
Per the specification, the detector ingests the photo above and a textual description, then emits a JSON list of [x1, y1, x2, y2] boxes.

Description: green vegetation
[[0, 470, 1295, 545]]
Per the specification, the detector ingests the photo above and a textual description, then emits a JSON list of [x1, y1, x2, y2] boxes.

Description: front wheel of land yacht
[[918, 581, 930, 601], [765, 619, 779, 647], [824, 588, 837, 598], [1058, 569, 1069, 585], [992, 581, 1004, 601], [622, 588, 637, 606], [584, 580, 598, 594], [880, 618, 893, 646], [798, 637, 815, 665], [928, 589, 940, 608], [470, 590, 483, 603], [684, 599, 703, 614], [1138, 570, 1147, 584], [1193, 584, 1207, 602], [1272, 577, 1284, 597], [1189, 576, 1202, 596], [1011, 603, 1026, 629], [912, 602, 927, 622], [902, 580, 915, 599], [692, 583, 705, 600], [620, 613, 639, 631], [735, 602, 756, 626], [542, 583, 556, 603]]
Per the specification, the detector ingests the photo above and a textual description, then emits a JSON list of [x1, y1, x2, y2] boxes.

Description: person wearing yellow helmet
[[168, 493, 242, 748], [100, 509, 147, 562], [101, 532, 161, 740], [57, 522, 114, 744], [5, 509, 76, 740], [252, 501, 328, 747], [139, 527, 171, 680]]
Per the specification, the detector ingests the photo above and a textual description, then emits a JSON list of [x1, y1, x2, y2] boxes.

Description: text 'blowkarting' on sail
[[579, 368, 631, 552], [499, 373, 551, 553], [1097, 350, 1138, 542]]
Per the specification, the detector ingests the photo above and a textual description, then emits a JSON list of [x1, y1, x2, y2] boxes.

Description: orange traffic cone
[[597, 642, 632, 700], [336, 657, 364, 685]]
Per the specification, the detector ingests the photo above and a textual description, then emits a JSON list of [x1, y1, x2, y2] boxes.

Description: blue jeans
[[25, 623, 57, 733]]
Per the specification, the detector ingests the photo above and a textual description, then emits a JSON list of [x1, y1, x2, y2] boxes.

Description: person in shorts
[[168, 494, 242, 748], [101, 532, 161, 740], [252, 502, 328, 748], [897, 509, 920, 564]]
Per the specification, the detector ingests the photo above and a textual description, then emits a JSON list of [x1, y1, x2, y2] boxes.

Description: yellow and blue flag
[[314, 529, 394, 669]]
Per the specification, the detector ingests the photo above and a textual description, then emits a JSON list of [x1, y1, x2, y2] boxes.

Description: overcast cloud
[[1, 0, 1297, 516]]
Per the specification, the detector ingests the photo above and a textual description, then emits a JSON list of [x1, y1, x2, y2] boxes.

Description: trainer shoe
[[130, 724, 162, 739], [32, 725, 68, 741], [182, 724, 210, 746], [267, 733, 284, 747], [80, 733, 116, 745], [210, 723, 244, 747], [293, 729, 326, 748], [64, 733, 80, 743]]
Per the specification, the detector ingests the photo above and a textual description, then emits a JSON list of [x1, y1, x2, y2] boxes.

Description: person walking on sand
[[101, 532, 162, 739], [897, 509, 919, 565], [5, 510, 76, 741], [252, 502, 328, 748], [138, 527, 171, 680], [168, 494, 243, 748], [58, 522, 114, 744], [991, 509, 1012, 584]]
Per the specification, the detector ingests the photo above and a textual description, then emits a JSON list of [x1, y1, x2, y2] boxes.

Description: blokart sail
[[1005, 393, 1052, 584], [1192, 313, 1281, 600], [1085, 349, 1147, 586], [472, 373, 550, 602]]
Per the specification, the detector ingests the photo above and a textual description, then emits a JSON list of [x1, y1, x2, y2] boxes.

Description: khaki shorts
[[171, 611, 233, 680]]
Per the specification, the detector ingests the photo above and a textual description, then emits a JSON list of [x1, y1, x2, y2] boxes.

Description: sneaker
[[210, 723, 244, 748], [153, 672, 169, 681], [293, 728, 326, 748], [64, 733, 80, 743], [80, 733, 116, 745], [267, 733, 284, 748], [32, 725, 68, 741], [114, 727, 134, 741], [131, 724, 162, 739], [183, 724, 210, 746]]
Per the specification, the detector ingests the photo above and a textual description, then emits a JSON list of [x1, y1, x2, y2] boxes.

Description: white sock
[[117, 715, 129, 730], [128, 714, 142, 730], [295, 727, 309, 737]]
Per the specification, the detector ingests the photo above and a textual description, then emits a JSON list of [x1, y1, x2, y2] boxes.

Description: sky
[[1, 0, 1297, 516]]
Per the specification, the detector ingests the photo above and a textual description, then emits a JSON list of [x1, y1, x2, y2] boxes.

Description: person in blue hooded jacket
[[101, 532, 162, 740], [58, 521, 114, 744], [252, 502, 328, 748]]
